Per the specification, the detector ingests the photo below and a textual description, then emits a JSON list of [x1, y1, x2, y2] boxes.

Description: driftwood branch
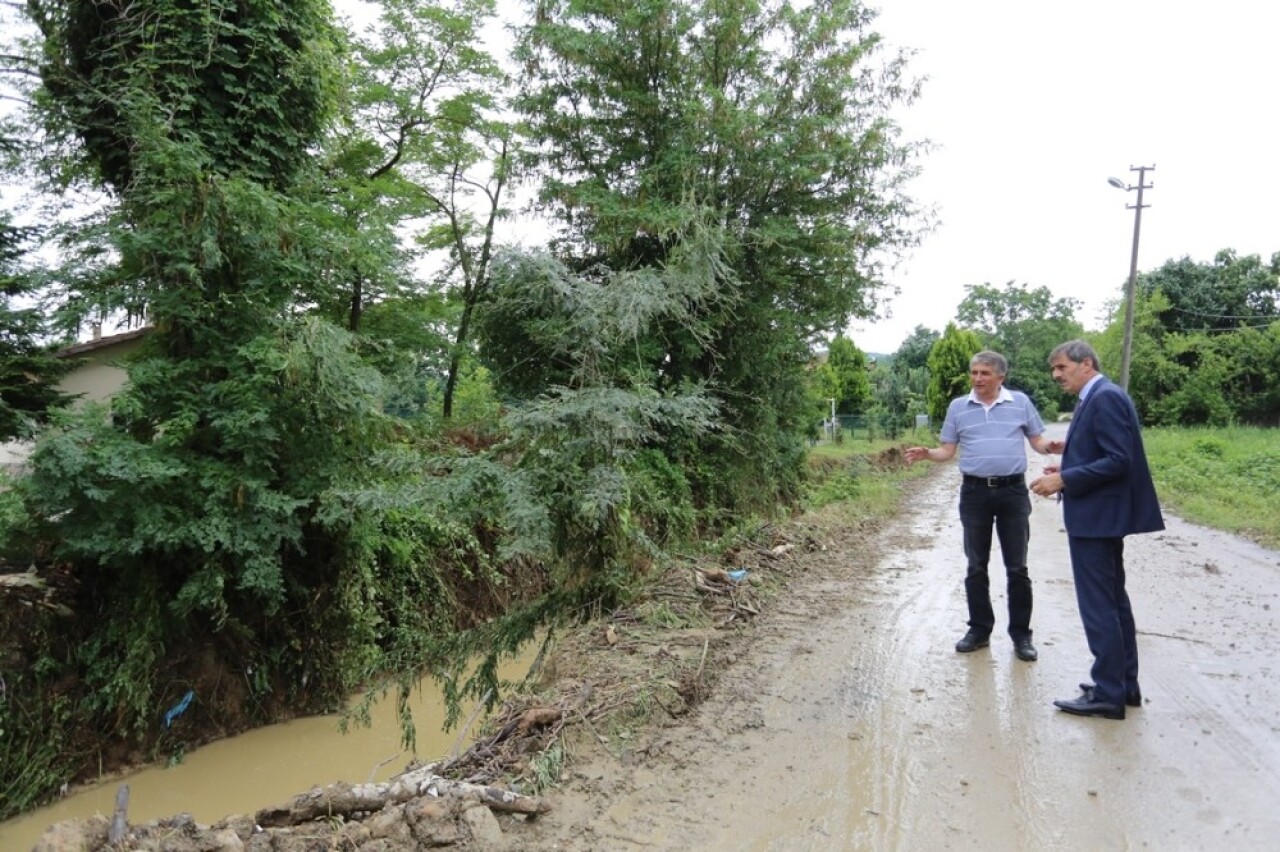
[[254, 764, 550, 828], [109, 785, 130, 843]]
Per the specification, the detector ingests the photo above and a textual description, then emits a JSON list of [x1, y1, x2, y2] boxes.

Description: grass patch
[[1143, 426, 1280, 549], [807, 430, 930, 461], [804, 439, 931, 510]]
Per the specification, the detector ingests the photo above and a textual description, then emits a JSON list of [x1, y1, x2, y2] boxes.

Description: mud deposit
[[513, 425, 1280, 851]]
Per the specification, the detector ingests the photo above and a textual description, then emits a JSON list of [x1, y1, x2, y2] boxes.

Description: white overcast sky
[[850, 0, 1280, 353]]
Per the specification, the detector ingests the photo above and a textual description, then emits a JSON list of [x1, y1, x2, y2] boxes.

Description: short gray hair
[[1049, 339, 1101, 372], [970, 350, 1008, 376]]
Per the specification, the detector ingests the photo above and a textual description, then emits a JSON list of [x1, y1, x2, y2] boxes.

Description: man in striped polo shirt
[[905, 350, 1056, 661]]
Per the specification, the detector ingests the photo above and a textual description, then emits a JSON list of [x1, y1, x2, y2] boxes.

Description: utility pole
[[1110, 165, 1155, 392]]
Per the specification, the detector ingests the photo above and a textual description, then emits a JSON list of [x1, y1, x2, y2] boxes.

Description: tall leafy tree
[[511, 0, 923, 512], [1139, 249, 1280, 334], [819, 335, 871, 416], [0, 217, 74, 441], [15, 0, 400, 754], [892, 324, 940, 373], [955, 281, 1082, 414], [925, 322, 982, 427], [328, 0, 513, 420]]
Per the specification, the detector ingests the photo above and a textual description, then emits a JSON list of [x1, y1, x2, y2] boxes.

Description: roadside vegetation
[[1143, 427, 1280, 549], [0, 0, 926, 822], [0, 0, 1275, 832]]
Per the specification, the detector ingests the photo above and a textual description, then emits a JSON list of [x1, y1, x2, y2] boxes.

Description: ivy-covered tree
[[925, 322, 982, 427], [12, 0, 408, 771]]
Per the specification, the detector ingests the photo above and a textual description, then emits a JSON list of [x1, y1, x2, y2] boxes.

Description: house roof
[[55, 327, 151, 358]]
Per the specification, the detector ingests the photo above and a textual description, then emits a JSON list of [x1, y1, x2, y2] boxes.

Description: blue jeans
[[958, 479, 1033, 640]]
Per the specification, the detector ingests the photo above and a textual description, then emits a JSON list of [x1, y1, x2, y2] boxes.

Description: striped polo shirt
[[940, 388, 1045, 477]]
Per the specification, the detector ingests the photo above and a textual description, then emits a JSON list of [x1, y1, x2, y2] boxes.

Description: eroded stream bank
[[0, 652, 537, 850], [10, 423, 1280, 850]]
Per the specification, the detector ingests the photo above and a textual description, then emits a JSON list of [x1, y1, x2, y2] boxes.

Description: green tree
[[925, 322, 982, 427], [1098, 254, 1280, 425], [892, 324, 940, 373], [955, 281, 1082, 414], [14, 0, 401, 764], [328, 0, 513, 420], [0, 218, 74, 440], [867, 364, 916, 438], [820, 335, 871, 415], [30, 0, 337, 195], [512, 0, 924, 513], [1139, 249, 1279, 333], [1215, 321, 1280, 424]]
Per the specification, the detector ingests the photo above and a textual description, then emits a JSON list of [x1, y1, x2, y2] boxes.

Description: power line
[[1165, 305, 1280, 321]]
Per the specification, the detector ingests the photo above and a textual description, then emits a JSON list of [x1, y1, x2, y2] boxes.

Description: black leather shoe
[[1014, 638, 1038, 662], [955, 630, 990, 653], [1054, 695, 1125, 720], [1079, 682, 1142, 707]]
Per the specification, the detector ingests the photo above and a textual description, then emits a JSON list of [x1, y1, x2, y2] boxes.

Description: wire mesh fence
[[818, 412, 931, 443]]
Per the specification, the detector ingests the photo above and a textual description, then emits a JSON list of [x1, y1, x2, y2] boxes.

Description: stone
[[461, 804, 506, 849]]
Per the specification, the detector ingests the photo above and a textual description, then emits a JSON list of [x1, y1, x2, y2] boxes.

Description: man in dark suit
[[1030, 340, 1164, 720]]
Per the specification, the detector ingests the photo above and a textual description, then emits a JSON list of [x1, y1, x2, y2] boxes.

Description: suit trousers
[[958, 480, 1033, 640], [1066, 535, 1139, 707]]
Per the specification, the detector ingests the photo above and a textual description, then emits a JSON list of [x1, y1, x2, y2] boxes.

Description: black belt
[[963, 473, 1025, 487]]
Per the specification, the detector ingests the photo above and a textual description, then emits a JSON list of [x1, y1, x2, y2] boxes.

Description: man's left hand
[[1030, 473, 1064, 497]]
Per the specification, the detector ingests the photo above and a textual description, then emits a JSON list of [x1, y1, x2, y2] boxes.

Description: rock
[[461, 803, 506, 848], [33, 816, 109, 852], [211, 814, 256, 842], [365, 807, 414, 846], [405, 798, 463, 846], [205, 828, 246, 851]]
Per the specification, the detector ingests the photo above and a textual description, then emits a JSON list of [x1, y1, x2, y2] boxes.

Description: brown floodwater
[[0, 649, 537, 850]]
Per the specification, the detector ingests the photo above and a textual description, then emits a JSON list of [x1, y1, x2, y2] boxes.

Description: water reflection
[[0, 650, 536, 850]]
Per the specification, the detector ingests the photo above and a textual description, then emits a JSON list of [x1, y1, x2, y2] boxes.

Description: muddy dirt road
[[518, 424, 1280, 851]]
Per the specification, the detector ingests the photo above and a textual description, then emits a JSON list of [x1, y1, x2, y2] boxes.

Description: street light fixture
[[1108, 165, 1155, 391]]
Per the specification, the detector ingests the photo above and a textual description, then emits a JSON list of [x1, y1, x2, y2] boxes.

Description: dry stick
[[573, 706, 620, 761], [649, 692, 681, 720], [448, 687, 495, 762], [366, 750, 404, 784], [694, 638, 710, 687]]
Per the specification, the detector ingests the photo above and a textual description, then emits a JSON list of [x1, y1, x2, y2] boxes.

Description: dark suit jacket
[[1061, 377, 1165, 539]]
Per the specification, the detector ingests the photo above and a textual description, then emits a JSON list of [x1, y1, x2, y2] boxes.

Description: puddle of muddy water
[[0, 648, 538, 850]]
